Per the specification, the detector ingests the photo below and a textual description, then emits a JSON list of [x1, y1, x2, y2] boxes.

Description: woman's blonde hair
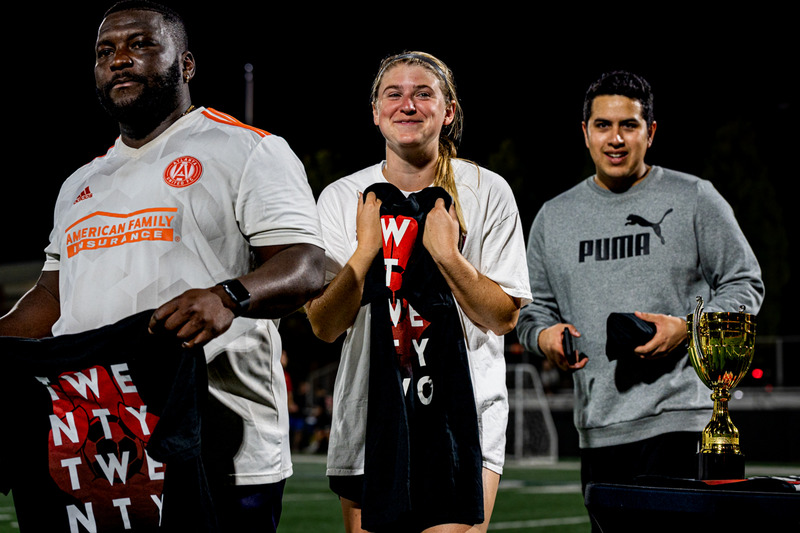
[[370, 51, 467, 234]]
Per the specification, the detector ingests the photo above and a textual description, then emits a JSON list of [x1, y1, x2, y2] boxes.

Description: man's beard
[[96, 59, 184, 138]]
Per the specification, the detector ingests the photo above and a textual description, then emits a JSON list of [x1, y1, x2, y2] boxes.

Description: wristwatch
[[217, 279, 251, 316]]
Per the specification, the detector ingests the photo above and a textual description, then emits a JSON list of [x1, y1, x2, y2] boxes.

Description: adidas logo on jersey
[[73, 186, 93, 204]]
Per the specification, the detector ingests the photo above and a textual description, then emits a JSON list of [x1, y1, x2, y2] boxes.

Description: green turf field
[[2, 458, 797, 532]]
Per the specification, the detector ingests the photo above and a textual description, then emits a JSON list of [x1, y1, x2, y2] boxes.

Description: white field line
[[490, 516, 590, 530]]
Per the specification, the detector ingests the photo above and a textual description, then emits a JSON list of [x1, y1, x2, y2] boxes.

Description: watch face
[[221, 280, 250, 314]]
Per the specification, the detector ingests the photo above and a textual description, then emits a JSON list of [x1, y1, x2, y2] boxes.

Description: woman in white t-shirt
[[306, 51, 531, 533]]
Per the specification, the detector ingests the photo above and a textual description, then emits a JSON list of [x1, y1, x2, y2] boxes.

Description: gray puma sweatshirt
[[516, 166, 764, 448]]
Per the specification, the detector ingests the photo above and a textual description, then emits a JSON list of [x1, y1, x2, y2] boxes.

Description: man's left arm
[[149, 243, 325, 348], [694, 181, 765, 314], [634, 180, 764, 359]]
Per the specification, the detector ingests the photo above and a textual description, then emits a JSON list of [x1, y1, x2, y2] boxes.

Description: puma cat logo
[[625, 208, 673, 244]]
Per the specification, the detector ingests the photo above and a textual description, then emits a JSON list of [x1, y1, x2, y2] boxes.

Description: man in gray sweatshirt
[[516, 71, 764, 509]]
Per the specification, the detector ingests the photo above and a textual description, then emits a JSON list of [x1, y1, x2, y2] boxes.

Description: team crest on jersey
[[163, 156, 203, 188]]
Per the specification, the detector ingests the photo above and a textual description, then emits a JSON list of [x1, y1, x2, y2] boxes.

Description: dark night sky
[[5, 4, 796, 333]]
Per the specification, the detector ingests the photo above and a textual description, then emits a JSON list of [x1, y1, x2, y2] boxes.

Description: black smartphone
[[562, 327, 575, 365]]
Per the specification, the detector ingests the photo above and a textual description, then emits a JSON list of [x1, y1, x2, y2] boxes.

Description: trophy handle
[[692, 296, 705, 366]]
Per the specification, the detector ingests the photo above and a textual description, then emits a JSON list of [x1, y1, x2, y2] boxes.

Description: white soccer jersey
[[319, 160, 531, 476], [44, 107, 323, 485]]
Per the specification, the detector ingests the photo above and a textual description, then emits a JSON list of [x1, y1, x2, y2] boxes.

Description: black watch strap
[[217, 279, 251, 316]]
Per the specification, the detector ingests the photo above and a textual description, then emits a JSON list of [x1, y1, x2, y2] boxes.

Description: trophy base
[[698, 452, 745, 480]]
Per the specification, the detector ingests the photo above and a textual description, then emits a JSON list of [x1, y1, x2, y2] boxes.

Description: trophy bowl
[[686, 296, 756, 480]]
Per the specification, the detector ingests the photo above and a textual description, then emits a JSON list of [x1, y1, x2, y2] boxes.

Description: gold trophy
[[686, 296, 756, 480]]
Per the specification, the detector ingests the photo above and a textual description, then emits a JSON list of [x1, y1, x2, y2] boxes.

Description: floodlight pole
[[244, 63, 254, 125]]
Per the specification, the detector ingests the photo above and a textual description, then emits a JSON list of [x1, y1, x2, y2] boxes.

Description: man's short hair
[[583, 71, 654, 126], [102, 0, 189, 51]]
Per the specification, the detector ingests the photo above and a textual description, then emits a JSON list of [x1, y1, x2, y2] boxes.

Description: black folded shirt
[[606, 312, 656, 360]]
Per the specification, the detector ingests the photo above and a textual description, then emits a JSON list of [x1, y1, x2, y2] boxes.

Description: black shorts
[[580, 431, 701, 490], [329, 475, 364, 504]]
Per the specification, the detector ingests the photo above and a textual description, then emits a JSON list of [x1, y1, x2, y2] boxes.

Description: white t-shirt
[[44, 107, 323, 485], [318, 160, 531, 476]]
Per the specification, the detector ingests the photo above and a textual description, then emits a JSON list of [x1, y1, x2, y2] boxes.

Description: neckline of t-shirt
[[586, 165, 662, 197]]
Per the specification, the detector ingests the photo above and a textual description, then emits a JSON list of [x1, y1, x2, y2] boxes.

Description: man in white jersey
[[0, 1, 325, 531]]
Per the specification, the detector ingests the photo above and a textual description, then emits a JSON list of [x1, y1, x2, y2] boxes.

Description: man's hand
[[633, 311, 687, 359], [149, 285, 236, 349], [539, 323, 587, 371]]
